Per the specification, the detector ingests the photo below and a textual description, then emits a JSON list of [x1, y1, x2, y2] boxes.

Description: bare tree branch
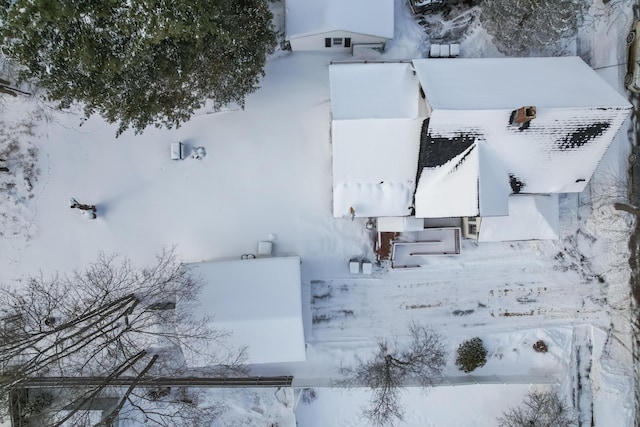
[[497, 390, 577, 427], [0, 248, 243, 426], [336, 322, 447, 426], [50, 351, 148, 427], [96, 354, 159, 427]]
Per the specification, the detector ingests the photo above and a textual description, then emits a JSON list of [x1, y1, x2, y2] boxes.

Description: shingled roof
[[412, 57, 631, 218]]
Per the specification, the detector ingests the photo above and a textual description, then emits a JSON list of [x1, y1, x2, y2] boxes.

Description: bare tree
[[336, 323, 447, 426], [497, 390, 577, 427], [480, 0, 588, 55], [0, 248, 244, 426]]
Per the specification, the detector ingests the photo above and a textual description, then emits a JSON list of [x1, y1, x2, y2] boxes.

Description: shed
[[188, 256, 306, 365], [285, 0, 394, 51]]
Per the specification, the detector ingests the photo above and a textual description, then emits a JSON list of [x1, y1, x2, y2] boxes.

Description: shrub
[[533, 340, 548, 353], [455, 337, 487, 373]]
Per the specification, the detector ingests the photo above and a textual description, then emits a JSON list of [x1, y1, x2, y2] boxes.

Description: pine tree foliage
[[497, 390, 577, 427], [480, 0, 588, 55], [455, 337, 487, 373], [0, 0, 277, 135]]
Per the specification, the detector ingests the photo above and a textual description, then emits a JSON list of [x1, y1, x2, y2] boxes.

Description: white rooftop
[[189, 256, 306, 365], [330, 62, 425, 218], [330, 57, 631, 220], [422, 107, 629, 195], [330, 62, 421, 120], [415, 142, 510, 218], [479, 194, 560, 242], [412, 57, 631, 110], [286, 0, 394, 39], [333, 118, 422, 217]]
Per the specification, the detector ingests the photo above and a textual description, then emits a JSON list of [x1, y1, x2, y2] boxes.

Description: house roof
[[331, 57, 630, 221], [330, 62, 421, 120], [415, 141, 510, 218], [330, 63, 425, 218], [286, 0, 394, 40], [412, 57, 631, 110], [188, 256, 306, 365], [413, 57, 631, 218], [478, 194, 560, 242], [421, 106, 629, 196], [333, 118, 422, 217]]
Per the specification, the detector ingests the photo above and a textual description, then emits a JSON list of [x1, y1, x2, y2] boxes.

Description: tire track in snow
[[309, 249, 608, 343]]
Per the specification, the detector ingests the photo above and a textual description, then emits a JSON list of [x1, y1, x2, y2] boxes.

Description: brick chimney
[[510, 106, 536, 126]]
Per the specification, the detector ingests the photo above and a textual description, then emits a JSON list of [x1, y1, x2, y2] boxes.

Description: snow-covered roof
[[412, 57, 631, 110], [286, 0, 394, 39], [189, 257, 306, 365], [422, 107, 629, 195], [415, 141, 510, 218], [330, 63, 425, 218], [330, 63, 421, 120], [331, 57, 630, 219], [333, 119, 422, 217], [479, 194, 560, 242], [412, 57, 630, 218]]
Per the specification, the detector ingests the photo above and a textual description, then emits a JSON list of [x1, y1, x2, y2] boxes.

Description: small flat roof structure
[[189, 256, 306, 365], [391, 228, 461, 268], [377, 216, 424, 232], [478, 194, 559, 242]]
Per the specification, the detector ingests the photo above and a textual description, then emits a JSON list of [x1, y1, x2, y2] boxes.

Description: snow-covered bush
[[455, 337, 487, 373]]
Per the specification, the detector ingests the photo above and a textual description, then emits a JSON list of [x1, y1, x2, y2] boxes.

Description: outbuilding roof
[[286, 0, 394, 39], [188, 256, 306, 365]]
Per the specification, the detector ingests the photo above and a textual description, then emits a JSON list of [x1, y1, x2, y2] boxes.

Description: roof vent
[[509, 106, 536, 128]]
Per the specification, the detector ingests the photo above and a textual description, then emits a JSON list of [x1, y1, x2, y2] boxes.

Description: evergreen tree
[[480, 0, 586, 56], [455, 337, 487, 373], [0, 0, 277, 135]]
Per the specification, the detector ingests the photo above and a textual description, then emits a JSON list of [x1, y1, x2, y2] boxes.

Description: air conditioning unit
[[171, 142, 184, 160]]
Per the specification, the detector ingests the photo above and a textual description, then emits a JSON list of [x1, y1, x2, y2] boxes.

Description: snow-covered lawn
[[0, 0, 637, 426]]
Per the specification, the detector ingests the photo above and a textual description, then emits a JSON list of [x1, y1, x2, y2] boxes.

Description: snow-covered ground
[[0, 0, 637, 426]]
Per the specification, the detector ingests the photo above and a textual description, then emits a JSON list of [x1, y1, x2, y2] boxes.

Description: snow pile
[[0, 99, 44, 240]]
